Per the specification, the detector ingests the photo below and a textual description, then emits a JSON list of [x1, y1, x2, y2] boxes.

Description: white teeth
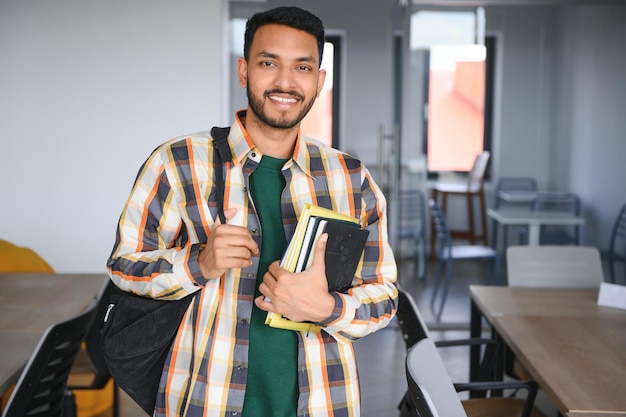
[[270, 95, 297, 103]]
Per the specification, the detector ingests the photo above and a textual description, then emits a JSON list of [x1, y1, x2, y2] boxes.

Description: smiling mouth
[[268, 95, 298, 104], [266, 90, 303, 104]]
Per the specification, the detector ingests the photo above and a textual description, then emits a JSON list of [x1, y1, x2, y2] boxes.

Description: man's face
[[238, 24, 326, 130]]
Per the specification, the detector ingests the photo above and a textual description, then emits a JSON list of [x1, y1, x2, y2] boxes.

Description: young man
[[107, 6, 397, 417]]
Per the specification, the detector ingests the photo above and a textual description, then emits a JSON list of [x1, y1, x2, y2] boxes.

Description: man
[[107, 6, 397, 417]]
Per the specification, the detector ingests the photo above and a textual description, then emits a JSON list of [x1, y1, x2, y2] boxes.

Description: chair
[[494, 178, 538, 209], [67, 279, 120, 417], [406, 338, 546, 417], [398, 189, 428, 281], [492, 178, 537, 250], [0, 240, 117, 417], [504, 245, 603, 380], [406, 338, 469, 417], [520, 192, 581, 245], [429, 200, 500, 321], [1, 299, 98, 417], [430, 151, 491, 258], [600, 203, 626, 284], [0, 239, 54, 273], [396, 286, 498, 405], [506, 245, 604, 288], [396, 286, 547, 417]]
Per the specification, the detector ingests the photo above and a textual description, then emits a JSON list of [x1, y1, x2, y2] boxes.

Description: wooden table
[[0, 273, 108, 394], [469, 285, 626, 417], [487, 207, 585, 247]]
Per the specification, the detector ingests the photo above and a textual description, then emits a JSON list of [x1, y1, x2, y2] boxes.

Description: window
[[301, 37, 340, 148], [409, 9, 493, 177]]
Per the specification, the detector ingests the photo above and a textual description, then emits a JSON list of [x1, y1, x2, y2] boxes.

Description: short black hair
[[243, 6, 325, 67]]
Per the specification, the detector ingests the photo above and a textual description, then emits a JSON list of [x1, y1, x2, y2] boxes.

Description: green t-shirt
[[242, 155, 298, 417]]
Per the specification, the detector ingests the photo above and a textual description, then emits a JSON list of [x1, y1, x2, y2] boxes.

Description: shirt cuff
[[316, 292, 344, 327], [187, 243, 208, 286]]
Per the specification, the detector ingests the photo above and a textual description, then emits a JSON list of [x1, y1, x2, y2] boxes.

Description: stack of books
[[265, 204, 369, 332]]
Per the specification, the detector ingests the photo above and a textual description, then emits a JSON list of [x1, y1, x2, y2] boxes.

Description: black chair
[[1, 299, 98, 417], [398, 189, 428, 281], [67, 279, 120, 417], [429, 200, 499, 321], [396, 287, 498, 381], [396, 287, 547, 417], [405, 338, 547, 417], [600, 203, 626, 284]]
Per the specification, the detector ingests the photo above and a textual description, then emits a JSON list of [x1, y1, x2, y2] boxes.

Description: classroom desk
[[487, 207, 585, 247], [0, 273, 108, 394], [469, 285, 626, 417]]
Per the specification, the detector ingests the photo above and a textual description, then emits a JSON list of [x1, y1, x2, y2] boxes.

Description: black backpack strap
[[210, 126, 232, 224]]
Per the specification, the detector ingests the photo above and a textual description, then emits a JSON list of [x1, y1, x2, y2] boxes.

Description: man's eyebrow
[[258, 51, 317, 64]]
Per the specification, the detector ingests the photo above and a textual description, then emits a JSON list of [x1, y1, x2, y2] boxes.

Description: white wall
[[0, 0, 227, 272], [558, 5, 626, 246], [487, 6, 558, 189]]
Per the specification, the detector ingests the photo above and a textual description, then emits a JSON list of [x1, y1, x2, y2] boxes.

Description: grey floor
[[114, 254, 560, 417]]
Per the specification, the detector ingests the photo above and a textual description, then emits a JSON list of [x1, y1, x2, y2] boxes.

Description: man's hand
[[198, 208, 259, 279], [255, 234, 335, 323]]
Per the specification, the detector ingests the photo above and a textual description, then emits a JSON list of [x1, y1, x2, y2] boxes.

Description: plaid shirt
[[107, 111, 398, 417]]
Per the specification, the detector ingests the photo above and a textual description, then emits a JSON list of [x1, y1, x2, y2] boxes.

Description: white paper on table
[[597, 282, 626, 310]]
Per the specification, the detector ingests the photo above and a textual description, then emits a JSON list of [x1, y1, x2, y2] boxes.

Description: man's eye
[[261, 61, 275, 67], [297, 65, 312, 71]]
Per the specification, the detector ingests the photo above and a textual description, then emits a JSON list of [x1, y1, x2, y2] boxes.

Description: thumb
[[310, 233, 328, 269], [216, 208, 238, 225], [223, 207, 238, 221]]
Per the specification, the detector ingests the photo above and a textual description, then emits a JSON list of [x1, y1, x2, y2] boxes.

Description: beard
[[247, 86, 317, 130]]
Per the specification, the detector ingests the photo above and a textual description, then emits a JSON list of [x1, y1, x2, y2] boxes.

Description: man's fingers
[[215, 207, 238, 226], [212, 224, 259, 254], [310, 233, 328, 268], [254, 294, 273, 312]]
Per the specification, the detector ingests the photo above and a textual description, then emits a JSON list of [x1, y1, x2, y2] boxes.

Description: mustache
[[264, 89, 304, 101]]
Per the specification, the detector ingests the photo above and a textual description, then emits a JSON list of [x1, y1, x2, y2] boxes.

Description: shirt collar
[[229, 110, 314, 178]]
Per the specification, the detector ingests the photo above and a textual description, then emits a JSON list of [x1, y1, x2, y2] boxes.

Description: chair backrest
[[399, 189, 427, 236], [428, 199, 452, 255], [506, 245, 604, 288], [608, 203, 626, 255], [495, 177, 537, 208], [467, 151, 490, 189], [406, 339, 469, 417], [396, 286, 430, 351], [532, 192, 580, 215], [2, 299, 98, 417]]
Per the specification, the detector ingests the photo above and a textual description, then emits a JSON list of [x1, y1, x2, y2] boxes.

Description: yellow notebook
[[265, 204, 368, 333]]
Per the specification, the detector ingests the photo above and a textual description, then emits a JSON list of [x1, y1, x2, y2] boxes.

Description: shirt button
[[237, 365, 244, 371], [240, 319, 248, 325], [251, 152, 256, 158], [247, 273, 252, 278], [251, 228, 258, 234], [231, 411, 239, 416], [243, 186, 248, 192]]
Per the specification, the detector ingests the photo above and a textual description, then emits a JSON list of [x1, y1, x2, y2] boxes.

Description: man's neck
[[242, 111, 298, 159]]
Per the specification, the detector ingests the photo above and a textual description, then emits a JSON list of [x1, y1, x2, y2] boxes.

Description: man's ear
[[316, 68, 327, 97], [237, 57, 248, 88]]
